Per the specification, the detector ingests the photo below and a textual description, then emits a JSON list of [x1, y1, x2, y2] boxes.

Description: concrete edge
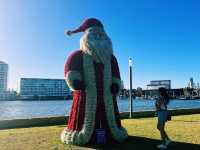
[[0, 108, 200, 130], [0, 116, 69, 130]]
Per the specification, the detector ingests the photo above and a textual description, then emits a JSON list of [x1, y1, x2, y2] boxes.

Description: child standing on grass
[[155, 87, 172, 149]]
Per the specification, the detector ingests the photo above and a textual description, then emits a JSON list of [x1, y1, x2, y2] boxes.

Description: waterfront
[[0, 99, 199, 120], [1, 114, 200, 150]]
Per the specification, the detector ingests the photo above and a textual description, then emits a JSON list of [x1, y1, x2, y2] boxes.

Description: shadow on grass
[[83, 136, 200, 150]]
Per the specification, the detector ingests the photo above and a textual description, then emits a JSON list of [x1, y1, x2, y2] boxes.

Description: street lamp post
[[129, 58, 133, 118]]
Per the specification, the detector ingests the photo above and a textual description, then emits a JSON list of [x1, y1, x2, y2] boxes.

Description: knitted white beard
[[80, 27, 113, 64]]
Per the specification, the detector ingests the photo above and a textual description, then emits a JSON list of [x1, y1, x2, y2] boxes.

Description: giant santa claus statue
[[61, 18, 128, 145]]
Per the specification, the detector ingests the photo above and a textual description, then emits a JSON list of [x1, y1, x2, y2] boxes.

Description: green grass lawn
[[0, 114, 199, 150]]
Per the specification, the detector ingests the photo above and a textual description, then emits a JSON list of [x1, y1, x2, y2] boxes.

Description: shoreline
[[0, 108, 199, 130], [0, 98, 200, 101]]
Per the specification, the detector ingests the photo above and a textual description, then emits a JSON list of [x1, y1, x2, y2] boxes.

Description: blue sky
[[0, 0, 200, 90]]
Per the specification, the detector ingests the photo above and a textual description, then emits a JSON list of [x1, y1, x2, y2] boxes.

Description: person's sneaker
[[165, 139, 172, 146], [157, 144, 167, 149]]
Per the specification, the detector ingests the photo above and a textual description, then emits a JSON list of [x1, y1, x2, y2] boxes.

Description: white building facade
[[20, 78, 71, 98], [147, 80, 171, 90], [0, 61, 8, 92]]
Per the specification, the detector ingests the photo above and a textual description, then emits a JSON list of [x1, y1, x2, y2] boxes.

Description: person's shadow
[[84, 136, 200, 150]]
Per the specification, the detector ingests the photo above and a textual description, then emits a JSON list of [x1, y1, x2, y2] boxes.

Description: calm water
[[0, 99, 200, 120]]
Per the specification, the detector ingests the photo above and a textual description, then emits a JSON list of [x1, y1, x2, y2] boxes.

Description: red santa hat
[[66, 18, 104, 36]]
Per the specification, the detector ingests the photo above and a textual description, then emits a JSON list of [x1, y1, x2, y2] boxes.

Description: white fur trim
[[61, 54, 128, 145], [103, 57, 128, 142], [65, 71, 82, 91], [61, 54, 97, 145]]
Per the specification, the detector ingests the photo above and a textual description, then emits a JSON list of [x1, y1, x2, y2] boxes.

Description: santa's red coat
[[64, 50, 123, 143]]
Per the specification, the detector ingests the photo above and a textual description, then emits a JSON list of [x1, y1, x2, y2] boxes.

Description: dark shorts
[[157, 110, 167, 123]]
